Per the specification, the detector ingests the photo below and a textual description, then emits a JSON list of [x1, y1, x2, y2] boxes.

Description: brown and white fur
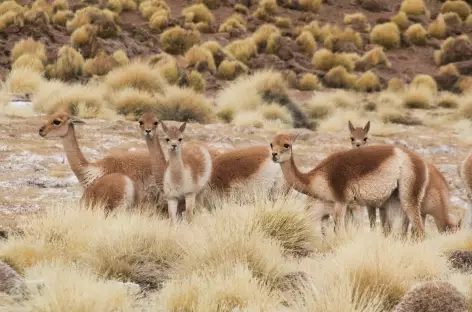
[[38, 112, 158, 206], [161, 121, 213, 224], [270, 132, 430, 239], [348, 121, 462, 234], [459, 153, 472, 228]]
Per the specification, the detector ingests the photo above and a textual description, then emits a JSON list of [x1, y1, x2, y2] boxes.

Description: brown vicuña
[[348, 121, 462, 234], [161, 121, 213, 224], [458, 153, 472, 228], [270, 132, 429, 239], [38, 112, 154, 210]]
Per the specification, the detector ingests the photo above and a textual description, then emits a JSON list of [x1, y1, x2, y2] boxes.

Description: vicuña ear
[[291, 132, 301, 146], [348, 120, 355, 133], [364, 120, 370, 133], [70, 117, 85, 125], [179, 122, 187, 133], [161, 121, 168, 132]]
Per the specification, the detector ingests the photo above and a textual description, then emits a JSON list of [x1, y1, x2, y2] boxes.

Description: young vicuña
[[161, 121, 213, 224], [269, 132, 429, 239]]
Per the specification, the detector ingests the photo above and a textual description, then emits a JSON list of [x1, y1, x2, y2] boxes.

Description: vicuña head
[[348, 120, 370, 148], [161, 121, 186, 152], [270, 133, 299, 163], [138, 111, 159, 139], [38, 111, 85, 138]]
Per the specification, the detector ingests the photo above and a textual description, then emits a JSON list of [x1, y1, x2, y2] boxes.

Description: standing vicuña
[[38, 112, 141, 210], [458, 152, 472, 228], [161, 121, 212, 224], [270, 133, 429, 239]]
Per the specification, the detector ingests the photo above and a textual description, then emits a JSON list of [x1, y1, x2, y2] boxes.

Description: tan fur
[[270, 133, 429, 239], [38, 112, 157, 209], [459, 152, 472, 228], [161, 121, 212, 224]]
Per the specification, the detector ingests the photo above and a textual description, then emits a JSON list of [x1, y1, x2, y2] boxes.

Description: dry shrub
[[391, 11, 410, 30], [0, 1, 24, 16], [149, 10, 169, 31], [112, 50, 129, 66], [323, 66, 356, 89], [434, 35, 472, 66], [139, 0, 169, 20], [253, 0, 278, 21], [299, 0, 322, 13], [403, 86, 434, 109], [11, 37, 46, 63], [12, 54, 44, 73], [370, 22, 401, 49], [154, 56, 180, 84], [356, 47, 391, 70], [184, 45, 216, 72], [4, 68, 44, 95], [260, 104, 293, 125], [83, 52, 120, 77], [156, 86, 214, 123], [405, 23, 428, 45], [23, 7, 50, 26], [298, 73, 320, 91], [312, 49, 355, 72], [438, 92, 459, 108], [104, 61, 167, 93], [355, 71, 381, 92], [52, 9, 73, 26], [456, 76, 472, 93], [182, 4, 214, 28], [47, 45, 84, 81], [225, 38, 258, 63], [400, 0, 426, 16], [388, 78, 405, 91], [187, 70, 206, 93], [410, 74, 437, 93], [109, 87, 159, 116], [275, 17, 292, 28], [66, 7, 119, 38], [296, 31, 317, 56], [324, 28, 363, 50], [444, 11, 463, 30], [0, 11, 25, 30], [344, 12, 371, 32], [441, 1, 471, 20], [428, 13, 447, 39], [217, 59, 249, 80], [160, 26, 201, 55], [252, 23, 280, 50], [298, 20, 322, 40], [234, 3, 248, 14], [70, 24, 96, 47], [201, 40, 223, 55], [107, 0, 123, 13], [219, 13, 246, 33]]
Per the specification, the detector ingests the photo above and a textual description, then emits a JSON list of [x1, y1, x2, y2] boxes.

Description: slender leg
[[379, 208, 391, 236], [185, 193, 196, 222], [404, 205, 425, 240], [334, 202, 348, 234], [167, 198, 179, 224], [401, 213, 410, 238], [321, 215, 330, 237], [367, 206, 377, 229]]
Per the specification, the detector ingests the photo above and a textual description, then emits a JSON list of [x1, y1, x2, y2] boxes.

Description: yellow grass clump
[[344, 12, 371, 32], [109, 87, 159, 116], [187, 70, 206, 93], [298, 73, 321, 91], [160, 26, 201, 55], [182, 4, 214, 30], [217, 59, 249, 80], [356, 47, 391, 71], [438, 92, 459, 108], [410, 74, 438, 93], [225, 38, 258, 63], [405, 23, 428, 45], [152, 56, 180, 85], [312, 49, 355, 72], [370, 22, 401, 49], [66, 7, 119, 38], [52, 9, 73, 26], [252, 23, 280, 50], [4, 68, 45, 95], [0, 1, 24, 16], [70, 24, 97, 47], [441, 1, 471, 20], [391, 11, 410, 30], [48, 45, 84, 81], [139, 0, 169, 20], [253, 0, 278, 21], [403, 86, 434, 109], [107, 0, 123, 13], [388, 77, 406, 92], [275, 17, 292, 29], [112, 49, 129, 66], [11, 37, 46, 63], [428, 13, 447, 39], [299, 0, 322, 13], [184, 45, 217, 73], [323, 65, 356, 89], [400, 0, 426, 16], [104, 61, 167, 94], [12, 54, 45, 73], [83, 51, 120, 77], [219, 13, 247, 33], [324, 27, 363, 50], [0, 11, 25, 30], [234, 3, 249, 14], [355, 71, 381, 92], [296, 31, 317, 56]]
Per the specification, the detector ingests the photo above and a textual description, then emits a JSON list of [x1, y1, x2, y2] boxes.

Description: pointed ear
[[348, 120, 354, 133], [160, 121, 168, 132], [291, 132, 301, 146], [70, 117, 85, 125], [179, 122, 187, 133], [364, 120, 370, 134]]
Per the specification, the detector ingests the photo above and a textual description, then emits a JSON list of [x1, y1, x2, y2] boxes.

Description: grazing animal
[[458, 152, 472, 228], [269, 132, 429, 239], [38, 112, 147, 210], [161, 121, 213, 224]]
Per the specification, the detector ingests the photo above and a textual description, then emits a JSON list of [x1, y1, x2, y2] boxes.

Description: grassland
[[2, 0, 472, 310]]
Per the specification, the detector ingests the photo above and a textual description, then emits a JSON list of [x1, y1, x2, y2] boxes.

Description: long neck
[[61, 124, 89, 182], [279, 156, 315, 197], [167, 149, 185, 177], [145, 135, 166, 188]]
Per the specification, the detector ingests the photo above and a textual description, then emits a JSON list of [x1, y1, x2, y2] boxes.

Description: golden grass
[[153, 56, 180, 85], [11, 37, 46, 63], [48, 45, 84, 81], [356, 47, 391, 70], [405, 23, 428, 45], [104, 61, 167, 94], [112, 49, 130, 66], [12, 54, 45, 73], [391, 11, 410, 30], [109, 87, 159, 117], [298, 73, 321, 91], [388, 77, 405, 92], [323, 66, 356, 89], [370, 22, 401, 49], [182, 4, 214, 26], [252, 23, 280, 50], [107, 0, 123, 13], [184, 45, 217, 73], [400, 0, 426, 16], [253, 0, 278, 21], [344, 12, 371, 32], [410, 74, 438, 94], [403, 86, 434, 109], [219, 13, 247, 33], [234, 3, 249, 14], [225, 37, 258, 63], [428, 13, 447, 39], [83, 52, 120, 77], [66, 7, 119, 38], [312, 49, 355, 72], [0, 1, 24, 16], [275, 16, 292, 28], [149, 10, 169, 31], [324, 27, 363, 50], [0, 11, 25, 30], [160, 26, 201, 55], [438, 92, 460, 108], [355, 71, 381, 92], [4, 68, 45, 95], [217, 59, 249, 80], [441, 1, 471, 20], [299, 0, 322, 13], [52, 9, 73, 26], [188, 70, 206, 93], [70, 24, 96, 47]]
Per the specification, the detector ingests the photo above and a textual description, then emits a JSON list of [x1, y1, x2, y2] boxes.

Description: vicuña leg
[[321, 215, 330, 237], [185, 193, 196, 222], [333, 202, 348, 234], [367, 206, 377, 229], [379, 208, 391, 236], [167, 198, 179, 224]]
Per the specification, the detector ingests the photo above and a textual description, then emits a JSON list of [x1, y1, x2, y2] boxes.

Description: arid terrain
[[3, 0, 472, 310]]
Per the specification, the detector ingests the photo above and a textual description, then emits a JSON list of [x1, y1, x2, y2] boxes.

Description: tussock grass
[[438, 92, 459, 108], [296, 31, 317, 56], [391, 11, 410, 30], [184, 45, 217, 72], [275, 17, 292, 28], [323, 66, 356, 89], [70, 24, 97, 47], [182, 4, 214, 29], [441, 1, 471, 20], [252, 23, 280, 50], [12, 54, 45, 73], [355, 71, 381, 92], [388, 77, 406, 92], [187, 70, 206, 93], [299, 0, 322, 13], [11, 37, 46, 63], [410, 74, 437, 94], [47, 45, 84, 81], [405, 23, 428, 45], [344, 12, 371, 32], [109, 87, 160, 117], [219, 13, 246, 33], [400, 0, 426, 16], [225, 38, 258, 63], [312, 49, 356, 72], [52, 9, 73, 26], [253, 0, 278, 21], [324, 28, 363, 51], [152, 56, 180, 84], [403, 86, 434, 109], [0, 1, 24, 16], [428, 13, 447, 39], [217, 59, 249, 80], [356, 47, 391, 71], [298, 73, 321, 91], [104, 61, 167, 93], [83, 52, 119, 77], [66, 7, 119, 38], [160, 26, 201, 55], [4, 68, 45, 95], [0, 11, 25, 30], [370, 22, 401, 49], [112, 49, 129, 66]]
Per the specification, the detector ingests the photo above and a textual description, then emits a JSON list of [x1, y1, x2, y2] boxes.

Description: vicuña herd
[[38, 112, 468, 240]]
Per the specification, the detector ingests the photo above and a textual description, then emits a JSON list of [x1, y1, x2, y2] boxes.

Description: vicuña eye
[[165, 138, 170, 142], [53, 120, 61, 125], [178, 138, 182, 141], [350, 138, 354, 142], [270, 143, 273, 148], [153, 121, 158, 126], [139, 121, 143, 126], [284, 144, 290, 148], [364, 138, 367, 141]]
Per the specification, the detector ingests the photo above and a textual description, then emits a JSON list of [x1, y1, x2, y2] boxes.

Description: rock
[[453, 60, 472, 75], [360, 0, 390, 12], [448, 250, 472, 273], [438, 37, 472, 65]]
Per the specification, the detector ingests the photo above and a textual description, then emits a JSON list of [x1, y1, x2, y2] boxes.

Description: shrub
[[139, 0, 169, 20], [356, 47, 391, 71], [441, 1, 470, 20], [312, 49, 355, 72], [184, 45, 216, 72], [323, 66, 356, 89], [438, 92, 459, 108], [403, 86, 434, 109], [109, 87, 159, 116], [400, 0, 425, 16], [298, 73, 320, 91], [11, 38, 46, 63], [428, 13, 447, 39], [405, 24, 428, 45], [234, 3, 248, 14], [157, 86, 214, 123], [112, 50, 129, 66], [410, 74, 437, 93], [275, 17, 291, 28], [4, 68, 44, 95], [219, 14, 246, 33], [217, 60, 249, 80], [444, 11, 463, 30], [355, 71, 381, 92], [391, 11, 410, 30], [66, 7, 119, 38], [49, 45, 84, 81], [343, 12, 370, 32], [295, 31, 316, 56], [370, 22, 401, 49], [0, 1, 24, 16], [182, 4, 214, 26], [12, 54, 44, 73], [225, 38, 258, 63], [388, 77, 405, 91], [0, 11, 24, 30], [104, 61, 167, 93], [149, 10, 169, 31], [187, 70, 206, 93], [324, 28, 363, 50], [252, 24, 280, 50], [152, 56, 180, 84], [52, 9, 73, 26], [252, 0, 278, 21], [299, 0, 322, 13], [107, 0, 122, 13], [160, 26, 201, 55], [83, 52, 120, 77], [70, 24, 97, 47]]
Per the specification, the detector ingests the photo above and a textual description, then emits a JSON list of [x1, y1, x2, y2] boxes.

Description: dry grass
[[275, 16, 292, 28], [323, 66, 356, 89], [225, 38, 258, 63], [112, 49, 130, 66], [66, 7, 119, 38], [83, 52, 120, 77], [296, 31, 317, 56], [355, 71, 381, 92], [217, 59, 249, 80], [187, 70, 206, 93], [370, 22, 401, 49], [252, 0, 278, 21], [441, 1, 471, 20], [109, 87, 160, 117], [428, 13, 447, 39], [324, 28, 363, 51], [160, 26, 201, 55], [388, 77, 406, 92], [12, 54, 45, 73], [312, 49, 355, 72], [400, 0, 426, 16], [184, 45, 217, 73], [219, 13, 247, 33], [298, 73, 321, 91], [52, 9, 73, 26], [405, 23, 428, 45], [344, 12, 371, 32], [48, 45, 84, 81], [252, 23, 280, 50], [11, 37, 46, 63], [299, 0, 322, 13], [0, 11, 25, 30], [403, 86, 434, 109], [182, 4, 214, 29], [4, 68, 45, 95], [356, 47, 391, 71], [391, 11, 410, 30], [438, 92, 460, 108], [0, 1, 24, 16], [410, 74, 437, 93]]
